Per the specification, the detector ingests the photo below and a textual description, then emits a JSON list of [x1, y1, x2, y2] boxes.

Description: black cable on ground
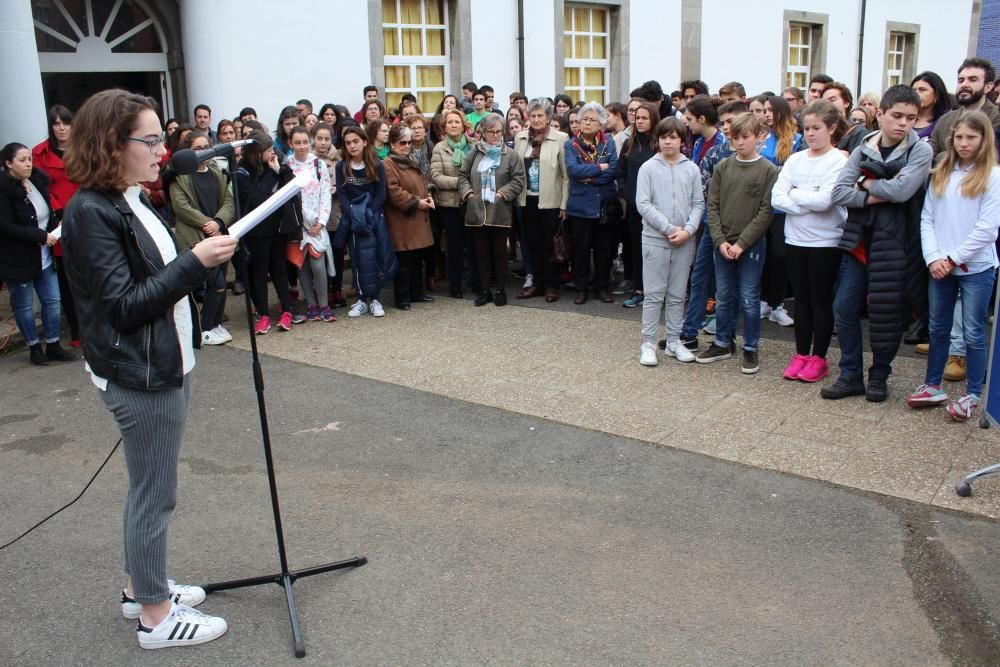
[[0, 437, 122, 551]]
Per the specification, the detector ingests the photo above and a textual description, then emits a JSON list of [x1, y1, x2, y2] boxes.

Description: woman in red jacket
[[32, 105, 81, 346]]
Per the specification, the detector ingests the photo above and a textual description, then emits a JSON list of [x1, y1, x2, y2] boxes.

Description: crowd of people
[[3, 56, 1000, 650], [4, 60, 1000, 422]]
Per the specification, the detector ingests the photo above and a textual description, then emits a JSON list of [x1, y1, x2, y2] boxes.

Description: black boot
[[494, 290, 507, 307], [46, 342, 77, 362], [474, 289, 493, 307], [820, 375, 865, 400], [29, 343, 48, 366], [866, 371, 889, 403]]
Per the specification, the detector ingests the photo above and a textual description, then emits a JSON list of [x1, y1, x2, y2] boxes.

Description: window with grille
[[785, 23, 813, 90], [382, 0, 448, 114], [563, 4, 609, 105], [884, 29, 917, 88]]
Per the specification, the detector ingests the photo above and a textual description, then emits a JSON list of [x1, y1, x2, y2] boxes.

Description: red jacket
[[32, 139, 79, 256]]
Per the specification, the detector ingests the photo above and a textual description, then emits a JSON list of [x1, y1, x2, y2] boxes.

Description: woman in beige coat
[[511, 98, 569, 302], [458, 113, 526, 307], [384, 124, 435, 310], [430, 108, 478, 298]]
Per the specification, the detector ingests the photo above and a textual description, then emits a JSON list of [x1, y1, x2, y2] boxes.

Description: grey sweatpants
[[297, 253, 329, 307], [640, 240, 696, 344], [100, 377, 191, 604]]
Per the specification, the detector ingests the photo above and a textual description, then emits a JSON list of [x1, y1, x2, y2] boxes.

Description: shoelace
[[172, 604, 213, 622]]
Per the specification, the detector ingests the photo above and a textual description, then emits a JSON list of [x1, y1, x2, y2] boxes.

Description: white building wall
[[858, 0, 973, 96], [180, 0, 371, 128], [1, 0, 48, 147], [698, 0, 973, 100], [469, 0, 520, 105], [522, 0, 558, 99], [628, 0, 682, 96]]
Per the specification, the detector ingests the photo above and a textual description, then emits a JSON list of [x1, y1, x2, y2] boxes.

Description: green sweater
[[466, 110, 488, 131], [707, 155, 778, 250]]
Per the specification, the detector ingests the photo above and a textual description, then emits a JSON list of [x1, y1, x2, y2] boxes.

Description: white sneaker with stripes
[[137, 602, 228, 649], [122, 580, 206, 619]]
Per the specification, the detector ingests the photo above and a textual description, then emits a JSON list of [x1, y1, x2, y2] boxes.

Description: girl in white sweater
[[771, 100, 848, 383], [907, 110, 1000, 420], [287, 126, 335, 321]]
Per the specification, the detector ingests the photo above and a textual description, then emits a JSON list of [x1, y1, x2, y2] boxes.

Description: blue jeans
[[9, 263, 62, 346], [833, 254, 898, 380], [713, 237, 765, 351], [681, 223, 718, 340], [925, 269, 995, 397]]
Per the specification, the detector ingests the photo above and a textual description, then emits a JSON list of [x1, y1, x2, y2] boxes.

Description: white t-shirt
[[26, 180, 52, 270], [771, 148, 848, 248], [87, 186, 195, 390]]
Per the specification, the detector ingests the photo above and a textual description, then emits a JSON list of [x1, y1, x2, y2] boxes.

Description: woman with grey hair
[[459, 113, 526, 306], [513, 98, 569, 301], [564, 102, 618, 304]]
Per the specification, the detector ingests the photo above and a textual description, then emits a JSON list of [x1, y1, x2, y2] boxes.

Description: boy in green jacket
[[695, 113, 777, 374]]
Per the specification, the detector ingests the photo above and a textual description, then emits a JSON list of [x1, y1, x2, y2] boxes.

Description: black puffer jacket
[[0, 168, 56, 282], [832, 131, 933, 353], [62, 188, 207, 390]]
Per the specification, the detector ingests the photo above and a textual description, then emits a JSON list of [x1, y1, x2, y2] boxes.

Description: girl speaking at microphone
[[61, 89, 237, 650]]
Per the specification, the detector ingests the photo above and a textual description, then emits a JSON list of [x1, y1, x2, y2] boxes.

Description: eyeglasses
[[396, 140, 413, 145], [127, 132, 166, 154], [483, 129, 504, 136]]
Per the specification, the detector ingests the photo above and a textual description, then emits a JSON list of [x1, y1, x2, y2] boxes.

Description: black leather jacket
[[62, 188, 207, 390]]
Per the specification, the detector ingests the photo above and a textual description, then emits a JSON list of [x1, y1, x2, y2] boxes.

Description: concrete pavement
[[2, 335, 1000, 664]]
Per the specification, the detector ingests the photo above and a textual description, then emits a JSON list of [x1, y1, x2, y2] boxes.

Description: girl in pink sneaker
[[907, 111, 1000, 421], [770, 100, 848, 383]]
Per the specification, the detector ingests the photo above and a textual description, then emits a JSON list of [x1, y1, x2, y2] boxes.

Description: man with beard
[[930, 58, 1000, 155]]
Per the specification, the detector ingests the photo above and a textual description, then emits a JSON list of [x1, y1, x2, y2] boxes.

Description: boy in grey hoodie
[[635, 117, 705, 366]]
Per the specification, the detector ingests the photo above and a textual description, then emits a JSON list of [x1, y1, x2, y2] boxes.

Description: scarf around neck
[[447, 134, 470, 167], [528, 126, 550, 160], [572, 131, 607, 164], [476, 140, 503, 203]]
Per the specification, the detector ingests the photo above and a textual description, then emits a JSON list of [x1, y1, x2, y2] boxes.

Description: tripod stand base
[[203, 556, 367, 658]]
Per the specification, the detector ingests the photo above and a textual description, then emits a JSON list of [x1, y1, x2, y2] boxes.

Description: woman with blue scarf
[[458, 113, 526, 307], [431, 108, 479, 298]]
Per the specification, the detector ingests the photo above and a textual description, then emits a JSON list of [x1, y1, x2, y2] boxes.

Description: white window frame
[[382, 0, 449, 115], [785, 22, 812, 90], [563, 4, 610, 105], [886, 32, 906, 87]]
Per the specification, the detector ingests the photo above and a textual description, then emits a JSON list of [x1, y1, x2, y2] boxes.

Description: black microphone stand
[[202, 147, 367, 658]]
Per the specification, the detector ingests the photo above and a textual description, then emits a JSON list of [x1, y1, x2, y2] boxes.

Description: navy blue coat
[[332, 192, 397, 300], [564, 134, 618, 219]]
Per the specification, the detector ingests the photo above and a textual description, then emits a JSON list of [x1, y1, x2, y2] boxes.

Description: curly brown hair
[[64, 89, 159, 191]]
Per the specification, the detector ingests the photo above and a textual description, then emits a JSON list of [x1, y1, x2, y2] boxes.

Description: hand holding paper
[[227, 170, 309, 240]]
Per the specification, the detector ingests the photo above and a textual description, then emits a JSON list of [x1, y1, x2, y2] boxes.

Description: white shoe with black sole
[[122, 580, 206, 619], [137, 602, 227, 649]]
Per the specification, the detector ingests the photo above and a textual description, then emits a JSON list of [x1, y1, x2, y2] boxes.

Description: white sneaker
[[523, 274, 534, 289], [137, 601, 227, 649], [668, 341, 696, 363], [769, 304, 794, 327], [760, 302, 772, 319], [348, 300, 369, 317], [212, 325, 232, 343], [639, 342, 658, 366], [122, 580, 206, 619], [201, 328, 226, 345], [370, 299, 386, 317]]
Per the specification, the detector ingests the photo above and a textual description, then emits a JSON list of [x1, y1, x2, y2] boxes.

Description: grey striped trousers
[[100, 377, 191, 604]]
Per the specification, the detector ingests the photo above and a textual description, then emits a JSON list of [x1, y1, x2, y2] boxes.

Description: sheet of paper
[[227, 170, 309, 240]]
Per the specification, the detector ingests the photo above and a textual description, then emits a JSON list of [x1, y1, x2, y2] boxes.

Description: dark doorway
[[41, 71, 166, 115]]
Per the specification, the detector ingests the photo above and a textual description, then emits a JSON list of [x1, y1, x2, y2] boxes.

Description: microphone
[[171, 139, 255, 175]]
